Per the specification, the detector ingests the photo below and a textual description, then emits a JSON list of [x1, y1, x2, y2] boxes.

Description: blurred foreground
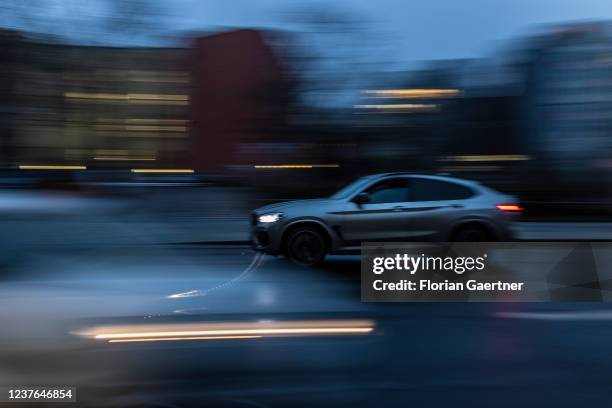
[[1, 186, 612, 406]]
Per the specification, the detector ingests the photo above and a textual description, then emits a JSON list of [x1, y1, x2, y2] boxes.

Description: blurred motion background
[[0, 0, 611, 216]]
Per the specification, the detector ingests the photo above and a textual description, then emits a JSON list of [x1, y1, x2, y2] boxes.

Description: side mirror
[[354, 192, 370, 205]]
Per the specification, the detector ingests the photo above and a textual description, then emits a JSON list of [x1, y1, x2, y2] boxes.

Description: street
[[1, 187, 612, 406]]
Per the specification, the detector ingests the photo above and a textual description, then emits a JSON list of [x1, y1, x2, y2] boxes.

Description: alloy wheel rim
[[290, 231, 323, 264]]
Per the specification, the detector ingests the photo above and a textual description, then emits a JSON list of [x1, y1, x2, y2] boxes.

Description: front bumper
[[250, 214, 284, 254]]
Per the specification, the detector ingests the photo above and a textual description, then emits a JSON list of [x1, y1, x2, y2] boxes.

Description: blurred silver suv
[[251, 173, 521, 266]]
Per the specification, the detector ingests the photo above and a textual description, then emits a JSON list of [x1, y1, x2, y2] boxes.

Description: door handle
[[396, 205, 462, 212]]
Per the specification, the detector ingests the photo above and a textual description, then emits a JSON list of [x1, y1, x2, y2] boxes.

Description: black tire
[[452, 224, 490, 242], [285, 226, 327, 267]]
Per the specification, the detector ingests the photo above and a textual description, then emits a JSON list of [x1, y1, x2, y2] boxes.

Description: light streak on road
[[167, 251, 264, 299], [108, 335, 261, 343], [75, 319, 376, 343]]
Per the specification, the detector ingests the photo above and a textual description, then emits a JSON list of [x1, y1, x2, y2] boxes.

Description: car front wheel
[[285, 226, 327, 267]]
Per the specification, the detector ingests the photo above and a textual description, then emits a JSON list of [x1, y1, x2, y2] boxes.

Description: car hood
[[254, 198, 335, 214]]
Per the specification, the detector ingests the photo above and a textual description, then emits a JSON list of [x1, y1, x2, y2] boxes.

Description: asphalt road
[[1, 188, 612, 407], [1, 242, 612, 407]]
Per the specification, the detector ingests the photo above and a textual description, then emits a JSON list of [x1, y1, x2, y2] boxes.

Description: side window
[[363, 178, 410, 204], [410, 179, 474, 201]]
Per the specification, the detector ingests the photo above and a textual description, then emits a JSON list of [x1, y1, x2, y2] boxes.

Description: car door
[[400, 177, 476, 238], [339, 177, 413, 243]]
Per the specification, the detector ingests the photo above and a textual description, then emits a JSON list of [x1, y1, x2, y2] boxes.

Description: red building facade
[[190, 29, 291, 171]]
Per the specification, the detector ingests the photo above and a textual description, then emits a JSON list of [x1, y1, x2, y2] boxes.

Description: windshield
[[329, 177, 371, 199]]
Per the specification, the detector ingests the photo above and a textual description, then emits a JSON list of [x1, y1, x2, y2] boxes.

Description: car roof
[[367, 173, 483, 188]]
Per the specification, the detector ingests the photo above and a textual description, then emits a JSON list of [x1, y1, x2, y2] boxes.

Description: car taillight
[[496, 204, 523, 212]]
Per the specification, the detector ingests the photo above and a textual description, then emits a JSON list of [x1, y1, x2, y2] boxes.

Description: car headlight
[[258, 212, 283, 223]]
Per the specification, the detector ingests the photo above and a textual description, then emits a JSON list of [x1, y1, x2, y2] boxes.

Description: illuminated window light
[[362, 89, 462, 99], [124, 119, 189, 125], [94, 157, 156, 161], [127, 93, 189, 101], [353, 104, 439, 111], [128, 70, 189, 84], [64, 92, 125, 101], [440, 155, 530, 162], [130, 169, 194, 173], [125, 125, 187, 132], [95, 119, 189, 132], [19, 165, 87, 170], [65, 92, 189, 105], [254, 164, 340, 169]]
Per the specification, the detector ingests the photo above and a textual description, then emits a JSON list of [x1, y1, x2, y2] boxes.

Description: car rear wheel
[[452, 224, 490, 242], [285, 226, 327, 267]]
